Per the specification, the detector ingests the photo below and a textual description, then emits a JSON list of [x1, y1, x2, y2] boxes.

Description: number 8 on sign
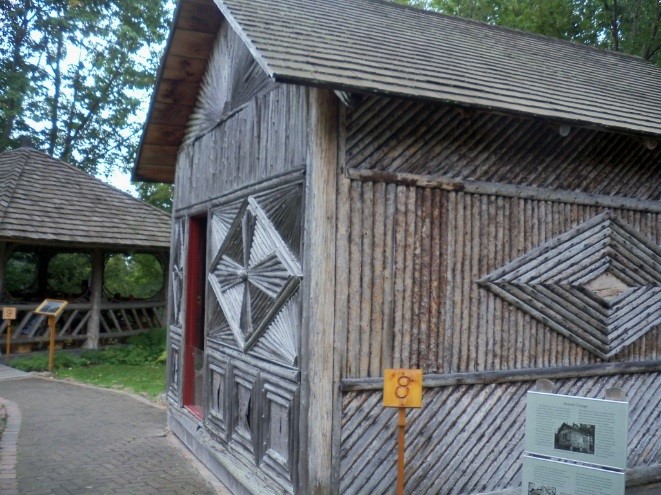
[[383, 369, 422, 408]]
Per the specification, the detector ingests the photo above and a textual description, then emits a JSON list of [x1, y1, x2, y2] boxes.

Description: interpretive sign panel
[[524, 391, 628, 469], [34, 299, 68, 318], [522, 455, 625, 495]]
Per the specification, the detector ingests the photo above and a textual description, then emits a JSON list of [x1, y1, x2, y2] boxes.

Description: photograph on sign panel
[[528, 482, 556, 495], [554, 422, 595, 454]]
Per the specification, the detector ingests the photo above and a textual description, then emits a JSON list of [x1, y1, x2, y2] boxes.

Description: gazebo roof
[[0, 148, 171, 251]]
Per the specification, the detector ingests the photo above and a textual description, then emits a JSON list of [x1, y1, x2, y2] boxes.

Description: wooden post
[[48, 315, 56, 372], [397, 408, 407, 495], [2, 307, 16, 356], [5, 321, 11, 356], [0, 242, 6, 299], [299, 88, 339, 494], [84, 249, 103, 349], [384, 369, 423, 495]]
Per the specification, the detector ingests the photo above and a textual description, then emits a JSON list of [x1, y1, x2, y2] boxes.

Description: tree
[[398, 0, 661, 66], [136, 182, 174, 213], [0, 0, 170, 175]]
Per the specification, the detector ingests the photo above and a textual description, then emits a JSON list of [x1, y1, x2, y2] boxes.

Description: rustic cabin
[[134, 0, 660, 494], [0, 147, 171, 351]]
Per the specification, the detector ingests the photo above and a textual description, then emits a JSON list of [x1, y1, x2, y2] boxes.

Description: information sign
[[522, 455, 625, 495], [34, 299, 68, 318], [524, 391, 628, 470]]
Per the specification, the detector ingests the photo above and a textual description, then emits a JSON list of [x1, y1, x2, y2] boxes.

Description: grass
[[56, 363, 166, 398], [7, 328, 167, 399]]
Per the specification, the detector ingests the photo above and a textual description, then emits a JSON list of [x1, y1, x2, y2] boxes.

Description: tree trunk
[[84, 249, 104, 349]]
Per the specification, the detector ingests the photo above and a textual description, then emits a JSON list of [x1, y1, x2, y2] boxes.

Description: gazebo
[[0, 147, 171, 351]]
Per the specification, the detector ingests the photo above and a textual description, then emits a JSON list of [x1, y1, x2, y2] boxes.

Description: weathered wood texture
[[337, 183, 659, 378], [186, 20, 276, 142], [346, 96, 660, 201], [299, 88, 339, 494], [0, 148, 171, 249], [174, 83, 308, 211], [339, 372, 661, 495]]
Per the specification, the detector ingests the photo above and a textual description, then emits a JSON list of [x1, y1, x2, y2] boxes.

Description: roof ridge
[[0, 149, 30, 226], [361, 0, 651, 65]]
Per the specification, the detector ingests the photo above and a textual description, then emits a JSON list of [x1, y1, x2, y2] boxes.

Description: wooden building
[[0, 147, 171, 349], [134, 0, 660, 493]]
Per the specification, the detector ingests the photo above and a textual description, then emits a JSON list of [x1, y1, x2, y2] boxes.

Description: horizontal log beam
[[340, 360, 661, 391], [346, 169, 661, 213]]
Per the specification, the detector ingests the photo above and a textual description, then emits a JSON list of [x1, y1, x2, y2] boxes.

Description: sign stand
[[383, 369, 423, 495], [2, 307, 17, 355], [34, 299, 68, 372]]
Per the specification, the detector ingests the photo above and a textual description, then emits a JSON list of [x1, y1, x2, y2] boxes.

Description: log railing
[[0, 301, 165, 346]]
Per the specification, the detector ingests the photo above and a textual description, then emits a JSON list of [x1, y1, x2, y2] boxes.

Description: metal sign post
[[2, 307, 17, 355], [34, 299, 68, 372], [383, 368, 423, 495]]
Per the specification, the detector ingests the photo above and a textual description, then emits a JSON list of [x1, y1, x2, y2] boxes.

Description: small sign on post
[[384, 369, 422, 495], [2, 307, 17, 356], [34, 299, 68, 372]]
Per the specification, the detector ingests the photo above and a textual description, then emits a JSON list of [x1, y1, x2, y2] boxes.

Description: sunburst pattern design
[[209, 196, 302, 353], [479, 211, 660, 359]]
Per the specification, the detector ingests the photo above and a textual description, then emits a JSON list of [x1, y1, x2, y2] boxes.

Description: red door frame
[[183, 215, 207, 418]]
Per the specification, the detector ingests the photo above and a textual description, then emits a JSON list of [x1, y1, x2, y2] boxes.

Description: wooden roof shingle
[[0, 148, 171, 250], [134, 0, 661, 182]]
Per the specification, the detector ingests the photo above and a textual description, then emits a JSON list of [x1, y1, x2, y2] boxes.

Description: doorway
[[183, 215, 207, 418]]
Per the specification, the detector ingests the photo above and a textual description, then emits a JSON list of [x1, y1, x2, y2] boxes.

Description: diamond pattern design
[[209, 198, 302, 351], [479, 211, 660, 359]]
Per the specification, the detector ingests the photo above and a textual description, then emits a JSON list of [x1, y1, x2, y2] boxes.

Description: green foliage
[[8, 327, 167, 371], [0, 0, 171, 174], [399, 0, 661, 66], [4, 251, 38, 295], [57, 363, 165, 398], [135, 182, 174, 212], [47, 252, 91, 297], [104, 253, 164, 299]]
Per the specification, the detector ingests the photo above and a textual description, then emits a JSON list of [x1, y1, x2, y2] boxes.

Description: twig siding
[[339, 372, 661, 495], [174, 84, 308, 211], [346, 96, 660, 201], [338, 183, 659, 378]]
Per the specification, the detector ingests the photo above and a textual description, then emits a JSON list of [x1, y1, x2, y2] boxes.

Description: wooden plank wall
[[338, 96, 660, 378], [173, 21, 307, 212], [174, 83, 307, 211], [346, 96, 660, 201], [335, 95, 660, 495], [340, 372, 660, 495], [338, 186, 659, 377]]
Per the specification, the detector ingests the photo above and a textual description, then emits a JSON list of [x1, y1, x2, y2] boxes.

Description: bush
[[8, 328, 167, 370]]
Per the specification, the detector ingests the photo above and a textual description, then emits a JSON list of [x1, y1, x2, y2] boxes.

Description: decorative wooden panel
[[480, 211, 661, 359], [205, 347, 299, 494], [346, 96, 661, 201], [170, 218, 186, 328], [228, 360, 260, 465], [206, 354, 229, 440], [186, 20, 276, 142], [207, 183, 303, 367], [340, 372, 660, 495], [174, 84, 308, 210], [260, 378, 299, 494], [336, 182, 660, 378], [168, 331, 182, 403]]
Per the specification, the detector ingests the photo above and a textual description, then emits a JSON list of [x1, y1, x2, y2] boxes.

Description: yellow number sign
[[2, 307, 17, 320], [383, 368, 423, 408]]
